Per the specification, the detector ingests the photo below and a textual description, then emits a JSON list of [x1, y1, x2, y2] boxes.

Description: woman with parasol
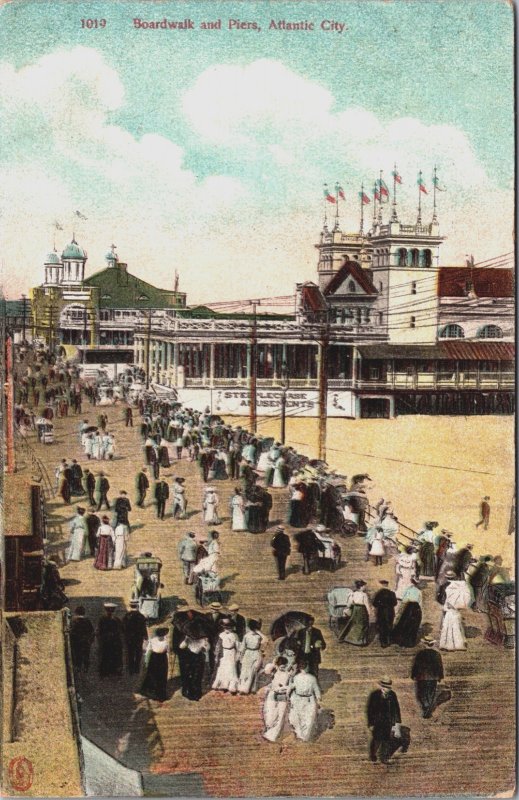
[[173, 610, 212, 701]]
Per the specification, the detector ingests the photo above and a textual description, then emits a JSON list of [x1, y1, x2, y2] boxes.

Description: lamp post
[[280, 359, 289, 445]]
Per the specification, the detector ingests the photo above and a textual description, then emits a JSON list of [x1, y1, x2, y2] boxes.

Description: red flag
[[323, 184, 336, 203]]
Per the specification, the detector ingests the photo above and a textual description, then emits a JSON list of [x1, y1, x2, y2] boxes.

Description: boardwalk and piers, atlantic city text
[[132, 18, 348, 33]]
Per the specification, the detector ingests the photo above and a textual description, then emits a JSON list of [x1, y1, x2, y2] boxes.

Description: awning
[[441, 341, 515, 361], [356, 344, 445, 360]]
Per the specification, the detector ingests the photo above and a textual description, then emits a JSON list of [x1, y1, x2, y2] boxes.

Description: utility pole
[[145, 310, 152, 390], [249, 301, 258, 434], [280, 359, 289, 444], [48, 303, 55, 353], [21, 294, 27, 343], [5, 333, 15, 473], [317, 319, 329, 463], [82, 307, 88, 365]]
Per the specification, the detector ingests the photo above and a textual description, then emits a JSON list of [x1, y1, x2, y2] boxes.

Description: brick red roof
[[301, 283, 328, 312], [441, 341, 515, 361], [323, 261, 377, 296], [438, 267, 514, 298]]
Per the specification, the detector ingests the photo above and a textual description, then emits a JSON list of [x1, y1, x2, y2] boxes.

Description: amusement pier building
[[134, 207, 514, 418]]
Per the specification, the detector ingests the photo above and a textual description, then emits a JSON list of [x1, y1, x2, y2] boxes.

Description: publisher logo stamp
[[8, 756, 34, 792]]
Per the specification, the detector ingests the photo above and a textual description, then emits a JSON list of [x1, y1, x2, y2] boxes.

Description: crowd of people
[[13, 347, 515, 761]]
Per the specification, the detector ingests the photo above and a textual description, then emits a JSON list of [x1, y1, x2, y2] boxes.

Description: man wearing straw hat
[[366, 676, 402, 764], [411, 635, 445, 718]]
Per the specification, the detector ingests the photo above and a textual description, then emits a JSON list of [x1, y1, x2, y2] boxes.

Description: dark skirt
[[182, 649, 206, 701], [419, 542, 435, 577], [140, 652, 168, 701], [159, 447, 170, 468], [392, 602, 422, 647], [247, 506, 265, 533], [339, 605, 369, 646], [289, 500, 305, 528]]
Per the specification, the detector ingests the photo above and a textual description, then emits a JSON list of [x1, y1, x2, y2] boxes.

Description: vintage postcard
[[0, 0, 515, 797]]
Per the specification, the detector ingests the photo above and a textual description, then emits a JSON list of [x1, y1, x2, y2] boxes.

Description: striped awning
[[441, 341, 515, 361]]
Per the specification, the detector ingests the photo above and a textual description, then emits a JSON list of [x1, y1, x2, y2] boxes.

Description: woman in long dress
[[237, 619, 266, 694], [288, 662, 321, 742], [178, 634, 210, 701], [103, 432, 115, 460], [230, 488, 247, 531], [417, 523, 437, 578], [172, 478, 188, 519], [113, 522, 129, 569], [94, 516, 115, 570], [83, 433, 94, 460], [67, 507, 89, 562], [262, 656, 292, 742], [140, 627, 170, 701], [338, 580, 372, 646], [439, 602, 467, 651], [392, 579, 422, 647], [245, 486, 264, 533], [273, 455, 288, 488], [203, 487, 220, 525], [92, 432, 103, 461], [214, 449, 229, 480], [212, 621, 239, 694], [369, 527, 386, 567], [288, 483, 306, 527], [394, 547, 418, 599]]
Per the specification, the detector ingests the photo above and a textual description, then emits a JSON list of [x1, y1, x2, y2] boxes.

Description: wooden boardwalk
[[27, 402, 515, 797]]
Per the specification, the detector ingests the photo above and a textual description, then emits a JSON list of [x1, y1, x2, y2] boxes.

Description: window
[[439, 324, 464, 339], [478, 324, 503, 339], [348, 280, 356, 293], [378, 312, 383, 326], [398, 248, 407, 267], [370, 367, 380, 380], [423, 249, 432, 268], [411, 281, 417, 294], [410, 316, 416, 328]]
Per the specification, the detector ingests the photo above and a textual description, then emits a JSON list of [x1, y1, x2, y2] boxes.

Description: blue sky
[[0, 0, 514, 300]]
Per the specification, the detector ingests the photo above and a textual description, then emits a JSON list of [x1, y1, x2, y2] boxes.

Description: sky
[[0, 0, 514, 303]]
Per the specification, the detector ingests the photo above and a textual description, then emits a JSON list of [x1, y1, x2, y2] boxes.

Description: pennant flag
[[359, 191, 370, 204], [391, 169, 403, 184], [378, 178, 390, 197], [323, 184, 336, 203], [373, 186, 380, 202], [433, 175, 447, 191], [54, 220, 63, 231], [336, 183, 345, 201], [75, 210, 88, 220], [417, 175, 428, 194]]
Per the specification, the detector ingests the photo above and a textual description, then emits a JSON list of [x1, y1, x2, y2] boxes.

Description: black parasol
[[84, 426, 98, 433], [270, 611, 314, 640], [172, 609, 213, 638]]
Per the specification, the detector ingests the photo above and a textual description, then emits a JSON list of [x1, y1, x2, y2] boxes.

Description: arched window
[[439, 324, 465, 339], [348, 280, 356, 293], [398, 248, 407, 267], [422, 249, 432, 268], [409, 249, 419, 267], [478, 324, 503, 339]]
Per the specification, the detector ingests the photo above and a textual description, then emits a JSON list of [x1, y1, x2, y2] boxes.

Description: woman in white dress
[[194, 531, 221, 575], [230, 488, 247, 531], [272, 456, 287, 488], [394, 546, 418, 600], [288, 662, 321, 742], [82, 433, 94, 459], [237, 619, 266, 694], [92, 432, 103, 461], [172, 478, 188, 519], [66, 507, 89, 562], [203, 487, 220, 525], [103, 432, 115, 460], [439, 602, 467, 651], [113, 522, 129, 569], [262, 657, 292, 742], [212, 621, 239, 694], [370, 526, 386, 566]]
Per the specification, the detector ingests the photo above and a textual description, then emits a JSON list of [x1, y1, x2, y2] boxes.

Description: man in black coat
[[226, 603, 247, 642], [122, 600, 149, 674], [154, 478, 170, 520], [86, 507, 101, 556], [136, 467, 149, 507], [70, 459, 84, 495], [95, 472, 110, 511], [83, 468, 96, 507], [452, 543, 475, 579], [199, 448, 211, 483], [295, 617, 326, 678], [114, 490, 132, 527], [373, 580, 398, 647], [97, 603, 123, 677], [69, 606, 95, 673], [411, 635, 444, 718], [271, 525, 291, 580], [367, 677, 402, 764], [260, 487, 273, 530]]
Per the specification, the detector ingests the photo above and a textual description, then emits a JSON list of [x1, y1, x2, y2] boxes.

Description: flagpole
[[372, 181, 377, 229], [323, 184, 328, 229], [378, 170, 383, 224], [417, 170, 423, 225], [432, 165, 438, 223], [391, 163, 398, 222], [359, 183, 364, 234], [334, 182, 340, 231]]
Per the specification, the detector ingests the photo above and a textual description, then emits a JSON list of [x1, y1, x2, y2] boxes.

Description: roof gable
[[83, 267, 181, 308], [323, 261, 377, 297]]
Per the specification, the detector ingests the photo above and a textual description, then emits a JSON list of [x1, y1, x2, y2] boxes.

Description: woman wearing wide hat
[[338, 580, 372, 646]]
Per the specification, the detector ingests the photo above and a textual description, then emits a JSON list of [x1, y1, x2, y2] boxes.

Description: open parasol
[[270, 610, 314, 640]]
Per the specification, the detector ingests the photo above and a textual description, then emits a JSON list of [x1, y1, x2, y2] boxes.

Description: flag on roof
[[391, 169, 402, 184], [323, 184, 336, 203], [433, 174, 447, 191], [336, 183, 345, 201], [417, 175, 428, 194], [359, 191, 370, 204]]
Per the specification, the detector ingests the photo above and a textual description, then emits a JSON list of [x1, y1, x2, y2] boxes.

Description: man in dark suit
[[136, 467, 149, 507], [69, 606, 95, 673], [95, 472, 110, 511], [154, 478, 170, 520], [271, 525, 291, 580], [122, 599, 148, 674], [411, 635, 444, 718], [260, 487, 273, 530], [367, 677, 402, 764], [86, 507, 101, 556], [452, 543, 475, 579], [295, 617, 326, 678], [83, 468, 96, 506], [114, 490, 132, 527], [226, 603, 246, 641], [373, 580, 398, 647]]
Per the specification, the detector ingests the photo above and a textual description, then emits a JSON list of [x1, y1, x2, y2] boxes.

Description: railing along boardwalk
[[25, 403, 515, 798]]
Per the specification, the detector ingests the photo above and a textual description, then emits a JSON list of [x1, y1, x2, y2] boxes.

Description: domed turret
[[43, 249, 63, 286], [61, 237, 87, 285]]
